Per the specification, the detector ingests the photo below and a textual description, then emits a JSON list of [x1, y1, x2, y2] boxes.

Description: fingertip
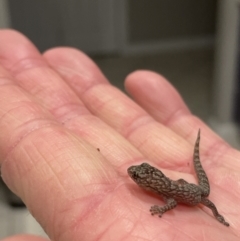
[[43, 47, 109, 92], [125, 70, 166, 87], [0, 29, 45, 74], [124, 69, 189, 124]]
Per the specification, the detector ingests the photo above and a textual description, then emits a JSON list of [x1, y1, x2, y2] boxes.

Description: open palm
[[0, 30, 239, 241]]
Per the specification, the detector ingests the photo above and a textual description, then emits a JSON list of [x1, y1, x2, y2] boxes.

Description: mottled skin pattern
[[127, 130, 229, 226]]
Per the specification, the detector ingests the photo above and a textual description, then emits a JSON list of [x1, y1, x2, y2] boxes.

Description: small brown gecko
[[127, 130, 229, 226]]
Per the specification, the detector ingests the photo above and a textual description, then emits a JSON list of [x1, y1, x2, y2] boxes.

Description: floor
[[0, 48, 234, 239]]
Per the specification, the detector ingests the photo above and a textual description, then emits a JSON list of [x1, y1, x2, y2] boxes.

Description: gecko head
[[127, 163, 157, 189]]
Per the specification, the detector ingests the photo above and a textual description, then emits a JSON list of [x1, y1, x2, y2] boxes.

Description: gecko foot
[[150, 205, 164, 217], [150, 198, 177, 218], [217, 215, 229, 227]]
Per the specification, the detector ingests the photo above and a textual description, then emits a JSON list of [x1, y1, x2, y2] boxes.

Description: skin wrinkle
[[215, 171, 240, 199], [56, 184, 108, 241], [134, 132, 188, 169], [90, 185, 137, 240], [1, 104, 51, 128], [67, 135, 116, 184], [158, 217, 207, 241], [51, 148, 111, 195], [40, 151, 72, 194], [210, 181, 238, 202], [204, 141, 231, 168], [44, 48, 109, 86], [0, 66, 12, 78], [162, 107, 191, 127], [102, 188, 144, 241], [81, 84, 144, 129], [201, 228, 207, 241], [175, 227, 199, 241], [72, 193, 109, 222], [0, 78, 15, 87], [56, 65, 98, 87], [51, 102, 91, 122], [123, 115, 155, 140], [1, 119, 58, 162], [83, 85, 120, 112], [13, 152, 57, 238], [0, 85, 27, 104], [128, 219, 151, 241], [167, 114, 204, 137], [14, 69, 83, 114], [63, 65, 109, 95], [14, 145, 34, 200], [96, 218, 120, 241], [130, 211, 151, 240], [19, 134, 67, 193], [69, 194, 117, 241], [208, 189, 230, 207], [0, 86, 54, 120], [8, 56, 48, 76], [0, 100, 43, 122]]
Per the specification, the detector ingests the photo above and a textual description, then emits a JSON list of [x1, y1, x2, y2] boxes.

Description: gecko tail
[[193, 129, 210, 197]]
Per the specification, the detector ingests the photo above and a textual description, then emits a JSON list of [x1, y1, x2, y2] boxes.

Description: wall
[[128, 0, 217, 43], [7, 0, 217, 53]]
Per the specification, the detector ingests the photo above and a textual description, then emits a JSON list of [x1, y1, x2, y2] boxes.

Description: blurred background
[[0, 0, 239, 238]]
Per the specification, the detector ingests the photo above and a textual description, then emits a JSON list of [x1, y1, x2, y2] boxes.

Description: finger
[[125, 70, 218, 141], [0, 29, 87, 115], [125, 70, 190, 124], [1, 234, 48, 241], [0, 65, 117, 240]]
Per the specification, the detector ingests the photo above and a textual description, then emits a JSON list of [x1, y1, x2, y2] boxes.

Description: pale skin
[[0, 30, 239, 241]]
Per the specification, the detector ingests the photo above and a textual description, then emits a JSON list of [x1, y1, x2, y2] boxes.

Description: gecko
[[127, 130, 229, 226]]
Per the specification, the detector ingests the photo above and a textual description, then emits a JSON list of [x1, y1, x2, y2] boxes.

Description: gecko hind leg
[[201, 197, 229, 226], [150, 197, 177, 217]]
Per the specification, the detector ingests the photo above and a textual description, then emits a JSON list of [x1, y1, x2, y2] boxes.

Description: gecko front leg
[[150, 197, 177, 217]]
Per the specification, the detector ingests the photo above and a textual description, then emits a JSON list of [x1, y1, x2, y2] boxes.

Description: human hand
[[0, 30, 238, 241]]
